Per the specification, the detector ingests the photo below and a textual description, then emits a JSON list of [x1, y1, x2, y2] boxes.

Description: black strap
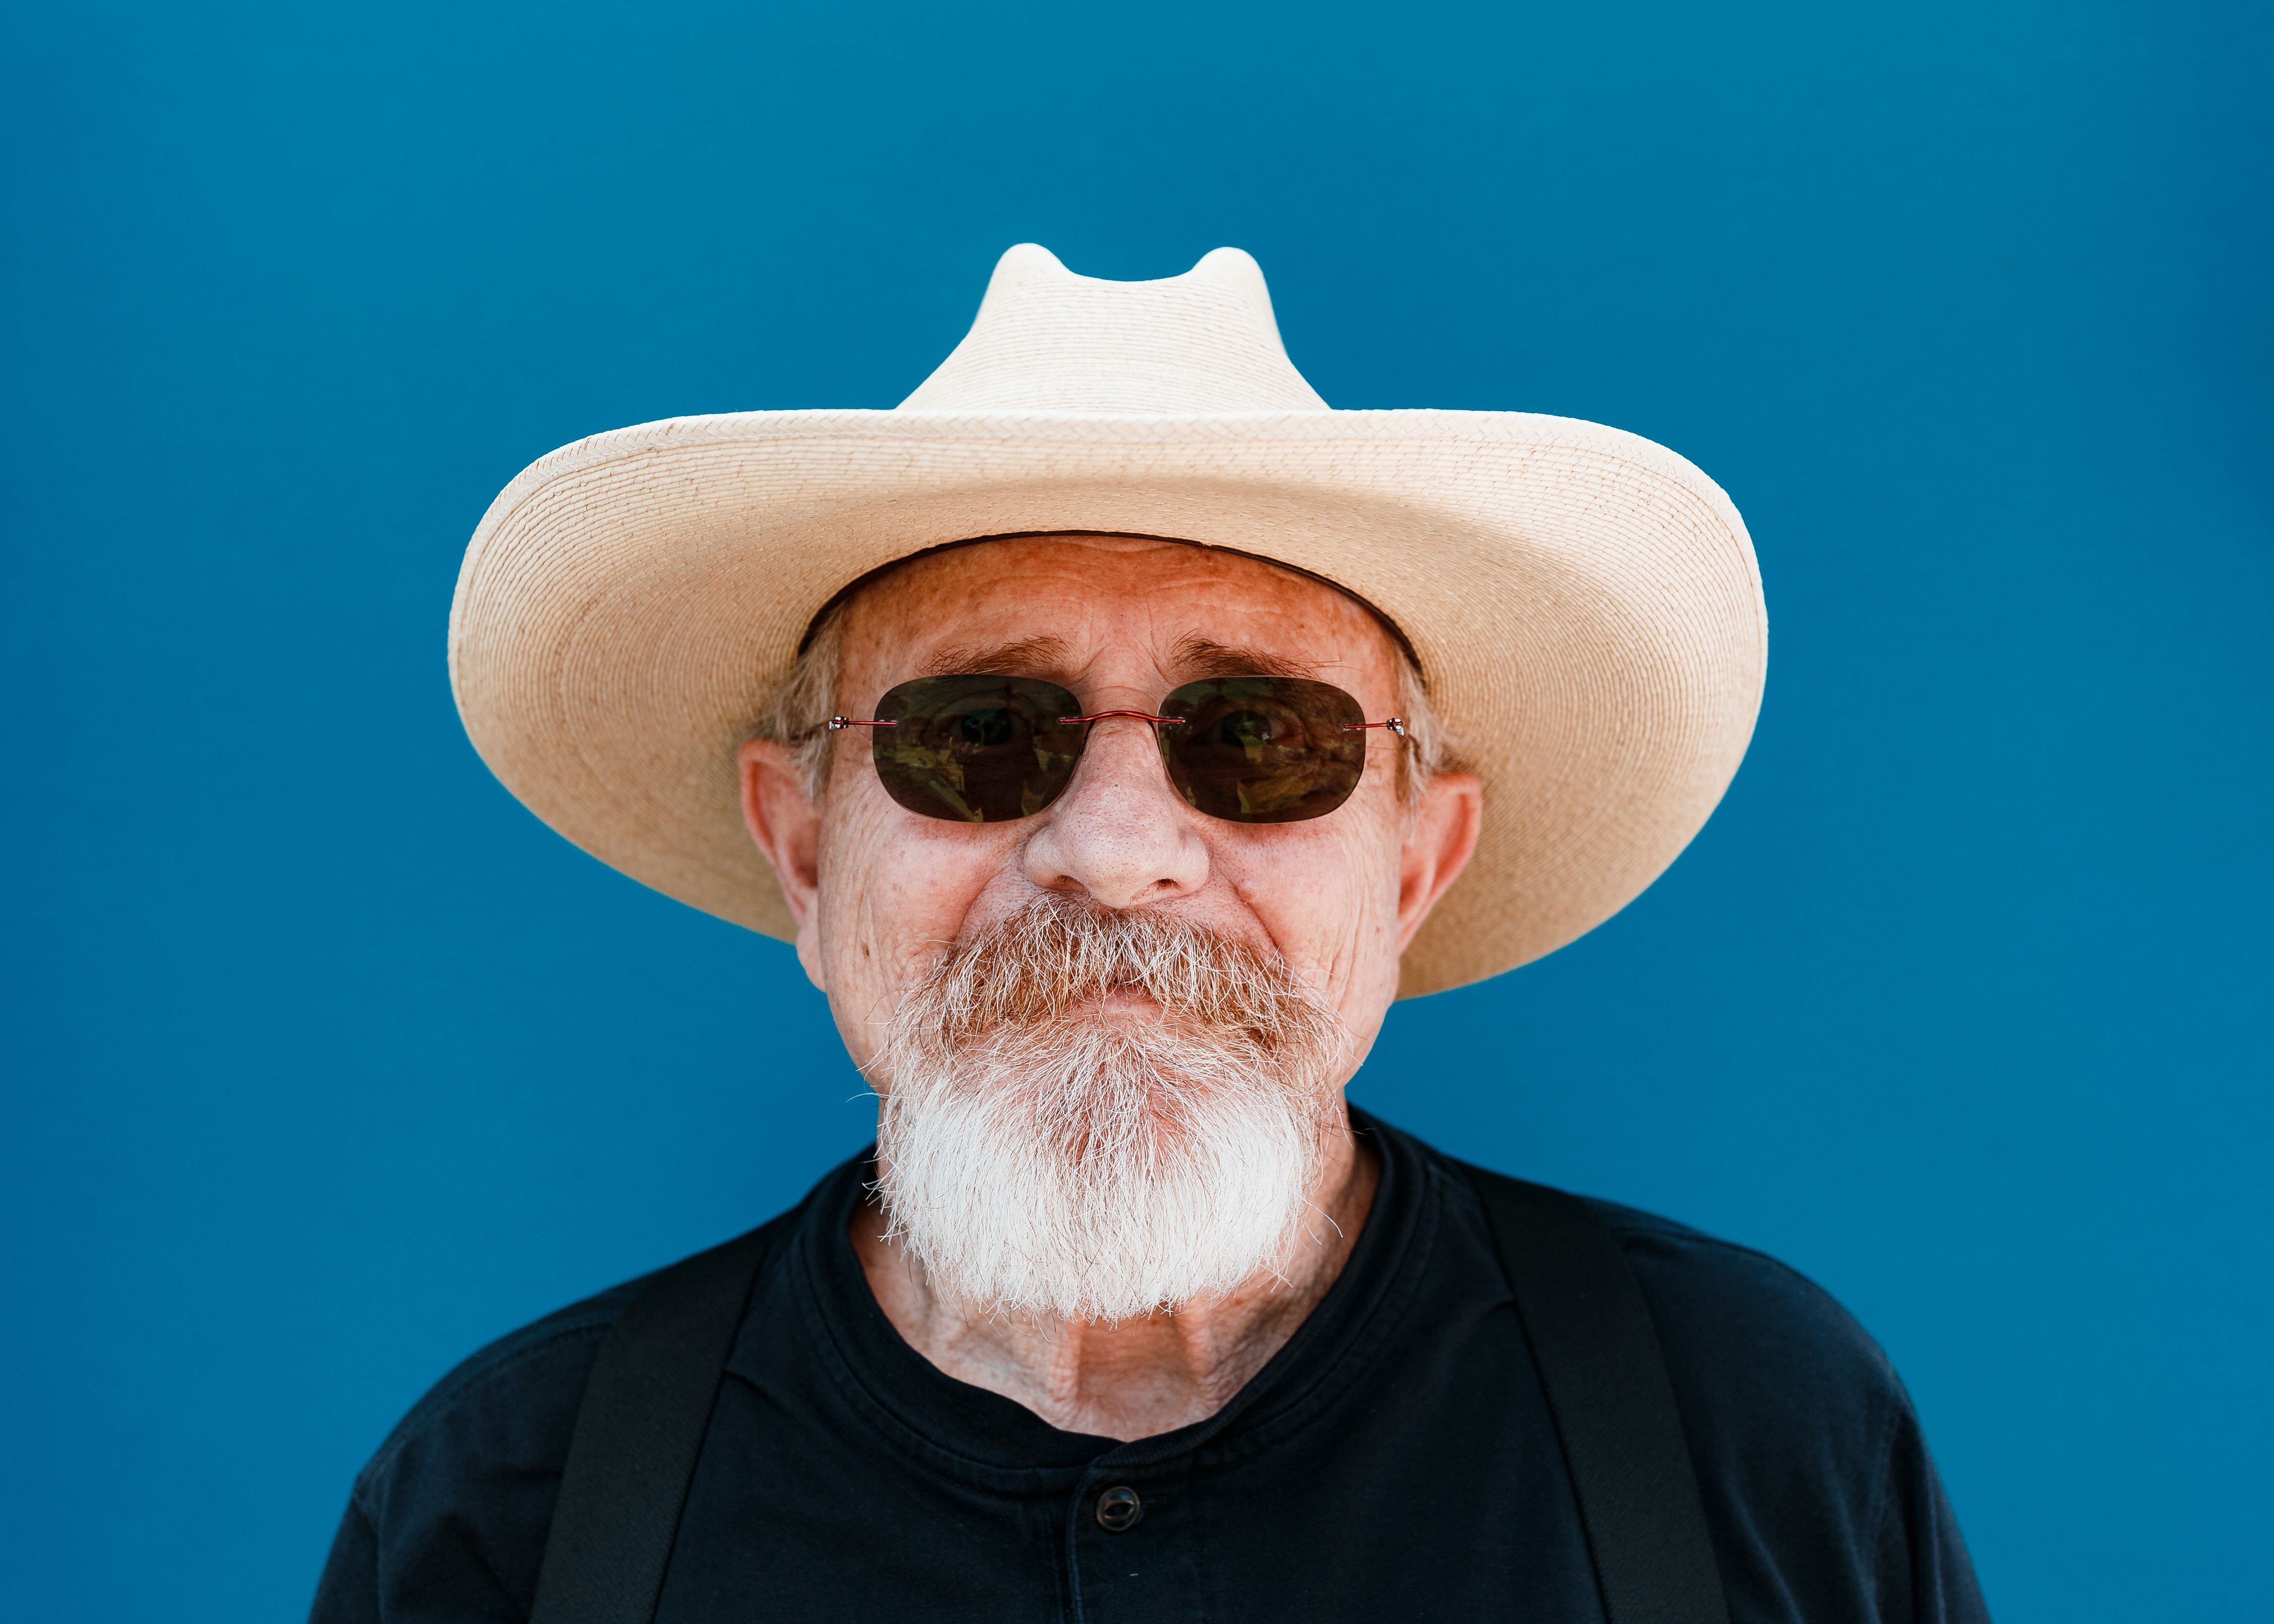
[[531, 1179, 1726, 1624], [1461, 1163, 1731, 1624], [529, 1216, 789, 1624]]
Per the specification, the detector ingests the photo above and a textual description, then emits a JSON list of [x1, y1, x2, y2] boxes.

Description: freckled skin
[[738, 535, 1482, 1439]]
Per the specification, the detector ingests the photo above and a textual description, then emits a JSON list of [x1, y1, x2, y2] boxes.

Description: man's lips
[[1071, 986, 1167, 1017]]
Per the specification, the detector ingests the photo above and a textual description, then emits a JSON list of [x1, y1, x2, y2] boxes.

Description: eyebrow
[[1167, 634, 1322, 681], [920, 634, 1076, 679], [915, 632, 1324, 685]]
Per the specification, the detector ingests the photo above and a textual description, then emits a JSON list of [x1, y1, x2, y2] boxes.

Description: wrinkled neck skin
[[851, 1116, 1381, 1441]]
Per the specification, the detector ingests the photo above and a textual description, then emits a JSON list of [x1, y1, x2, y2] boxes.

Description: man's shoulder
[[311, 1274, 651, 1622], [1400, 1131, 1906, 1422], [1411, 1145, 1973, 1614], [322, 1198, 821, 1623], [353, 1166, 855, 1508], [1575, 1192, 1902, 1405], [354, 1274, 645, 1510]]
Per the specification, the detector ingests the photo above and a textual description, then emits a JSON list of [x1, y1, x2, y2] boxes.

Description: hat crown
[[896, 244, 1331, 415]]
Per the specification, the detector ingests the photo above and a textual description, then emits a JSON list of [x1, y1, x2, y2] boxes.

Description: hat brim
[[449, 408, 1765, 998]]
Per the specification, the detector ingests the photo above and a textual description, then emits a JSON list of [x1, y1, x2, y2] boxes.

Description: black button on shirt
[[311, 1112, 1988, 1623]]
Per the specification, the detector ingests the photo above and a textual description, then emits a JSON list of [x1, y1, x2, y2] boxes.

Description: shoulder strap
[[529, 1216, 791, 1624], [1460, 1164, 1730, 1624]]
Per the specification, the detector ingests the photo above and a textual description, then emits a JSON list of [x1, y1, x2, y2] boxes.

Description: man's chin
[[875, 1066, 1329, 1320]]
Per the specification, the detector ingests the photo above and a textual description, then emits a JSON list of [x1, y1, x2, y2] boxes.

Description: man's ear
[[738, 737, 828, 990], [1395, 771, 1483, 953]]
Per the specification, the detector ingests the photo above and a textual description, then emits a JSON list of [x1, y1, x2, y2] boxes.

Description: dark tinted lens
[[1159, 677, 1367, 824], [871, 675, 1085, 823]]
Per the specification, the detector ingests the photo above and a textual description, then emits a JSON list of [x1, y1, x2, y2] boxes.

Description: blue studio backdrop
[[3, 4, 2267, 1620]]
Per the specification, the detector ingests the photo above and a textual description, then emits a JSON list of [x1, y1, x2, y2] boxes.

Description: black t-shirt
[[311, 1112, 1988, 1622]]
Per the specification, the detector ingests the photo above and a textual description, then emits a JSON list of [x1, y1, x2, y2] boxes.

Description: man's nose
[[1021, 716, 1210, 908]]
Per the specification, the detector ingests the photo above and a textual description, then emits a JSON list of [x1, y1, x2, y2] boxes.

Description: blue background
[[3, 2, 2266, 1619]]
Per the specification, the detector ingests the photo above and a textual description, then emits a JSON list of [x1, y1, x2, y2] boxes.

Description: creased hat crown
[[896, 244, 1331, 415]]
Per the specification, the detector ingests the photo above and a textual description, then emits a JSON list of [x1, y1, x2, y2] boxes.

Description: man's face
[[749, 534, 1478, 1086]]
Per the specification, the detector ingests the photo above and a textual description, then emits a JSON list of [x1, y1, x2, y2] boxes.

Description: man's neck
[[850, 1121, 1382, 1441]]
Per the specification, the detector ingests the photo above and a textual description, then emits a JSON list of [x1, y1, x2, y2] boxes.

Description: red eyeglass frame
[[829, 707, 1408, 735]]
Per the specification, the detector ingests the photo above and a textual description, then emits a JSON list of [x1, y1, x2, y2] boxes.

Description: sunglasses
[[827, 674, 1407, 825]]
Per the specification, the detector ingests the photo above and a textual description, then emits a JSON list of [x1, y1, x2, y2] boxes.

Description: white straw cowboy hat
[[450, 245, 1766, 997]]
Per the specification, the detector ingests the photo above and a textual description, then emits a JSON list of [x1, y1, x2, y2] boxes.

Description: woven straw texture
[[449, 247, 1766, 998]]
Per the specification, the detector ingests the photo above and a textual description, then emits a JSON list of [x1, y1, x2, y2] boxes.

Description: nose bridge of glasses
[[1058, 708, 1188, 729]]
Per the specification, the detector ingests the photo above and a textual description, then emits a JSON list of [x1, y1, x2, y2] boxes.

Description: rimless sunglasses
[[826, 674, 1407, 826]]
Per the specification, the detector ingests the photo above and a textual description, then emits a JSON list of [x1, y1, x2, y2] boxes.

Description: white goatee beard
[[870, 895, 1348, 1323]]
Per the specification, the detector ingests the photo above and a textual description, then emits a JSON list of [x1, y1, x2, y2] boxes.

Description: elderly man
[[314, 247, 1987, 1624]]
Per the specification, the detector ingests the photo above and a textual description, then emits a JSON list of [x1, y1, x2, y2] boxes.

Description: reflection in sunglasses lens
[[871, 676, 1084, 823], [1160, 678, 1366, 824]]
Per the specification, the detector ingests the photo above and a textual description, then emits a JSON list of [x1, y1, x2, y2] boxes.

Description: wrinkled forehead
[[829, 534, 1411, 694]]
